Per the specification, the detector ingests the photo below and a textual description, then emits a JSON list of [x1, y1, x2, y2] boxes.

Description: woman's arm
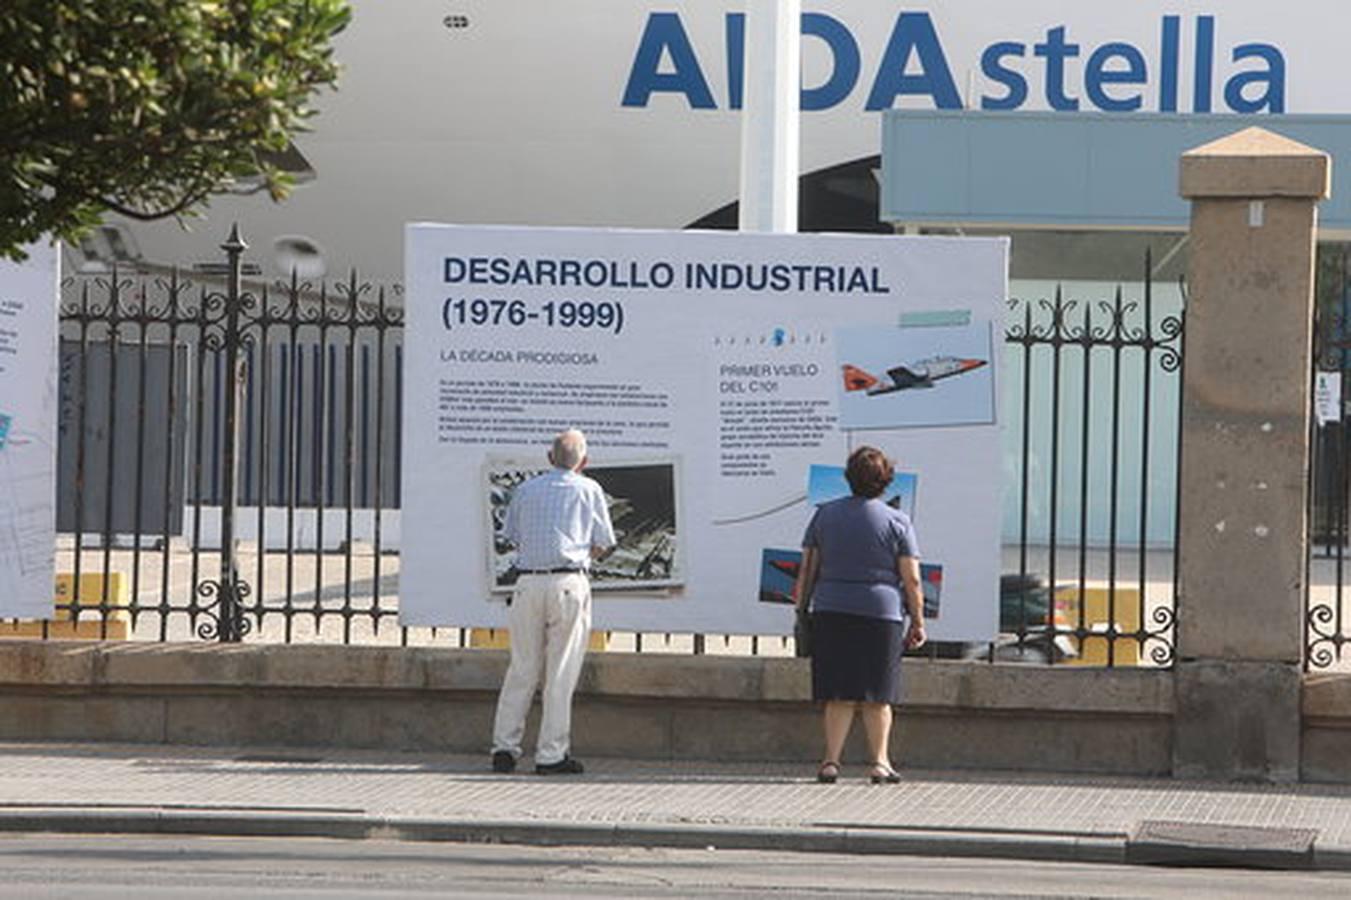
[[897, 555, 927, 648], [793, 547, 821, 612]]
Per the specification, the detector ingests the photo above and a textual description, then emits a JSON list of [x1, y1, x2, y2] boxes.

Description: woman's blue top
[[802, 496, 921, 622]]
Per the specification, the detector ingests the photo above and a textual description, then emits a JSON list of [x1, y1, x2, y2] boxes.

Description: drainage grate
[[1127, 820, 1318, 869], [233, 754, 326, 764]]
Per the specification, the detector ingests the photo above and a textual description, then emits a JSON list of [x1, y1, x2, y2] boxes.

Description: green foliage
[[0, 0, 350, 259]]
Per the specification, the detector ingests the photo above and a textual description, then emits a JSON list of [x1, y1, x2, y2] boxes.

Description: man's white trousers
[[491, 572, 591, 765]]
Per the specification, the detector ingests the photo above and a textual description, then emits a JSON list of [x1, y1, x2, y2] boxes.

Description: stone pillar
[[1174, 127, 1330, 782]]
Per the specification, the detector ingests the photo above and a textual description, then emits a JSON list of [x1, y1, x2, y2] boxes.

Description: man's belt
[[520, 566, 587, 575]]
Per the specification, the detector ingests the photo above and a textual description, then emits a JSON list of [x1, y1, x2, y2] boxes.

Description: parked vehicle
[[912, 573, 1077, 664]]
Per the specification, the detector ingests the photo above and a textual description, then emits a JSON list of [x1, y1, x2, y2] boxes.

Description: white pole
[[738, 0, 800, 233]]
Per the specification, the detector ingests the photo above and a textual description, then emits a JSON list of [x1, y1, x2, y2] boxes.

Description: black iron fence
[[35, 231, 1183, 664], [55, 229, 405, 644], [994, 252, 1183, 667], [1308, 244, 1351, 670]]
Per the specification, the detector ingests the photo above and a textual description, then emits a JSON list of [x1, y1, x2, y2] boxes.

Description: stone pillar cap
[[1180, 126, 1331, 200]]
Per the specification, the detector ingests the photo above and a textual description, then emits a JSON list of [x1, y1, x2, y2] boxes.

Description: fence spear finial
[[221, 223, 248, 254]]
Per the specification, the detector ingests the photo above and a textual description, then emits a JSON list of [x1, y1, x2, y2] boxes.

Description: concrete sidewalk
[[3, 742, 1351, 869]]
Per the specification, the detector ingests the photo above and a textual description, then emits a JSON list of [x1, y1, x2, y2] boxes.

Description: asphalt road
[[2, 836, 1351, 898]]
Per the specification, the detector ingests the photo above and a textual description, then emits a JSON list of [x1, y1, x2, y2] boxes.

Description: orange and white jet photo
[[834, 323, 997, 430], [842, 356, 988, 395]]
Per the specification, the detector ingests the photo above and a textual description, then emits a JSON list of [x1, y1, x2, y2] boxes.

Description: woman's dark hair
[[845, 446, 894, 498]]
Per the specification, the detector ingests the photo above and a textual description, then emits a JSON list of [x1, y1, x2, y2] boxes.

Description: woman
[[793, 446, 926, 784]]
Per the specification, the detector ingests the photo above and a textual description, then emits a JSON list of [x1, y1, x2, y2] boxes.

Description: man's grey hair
[[551, 429, 587, 470]]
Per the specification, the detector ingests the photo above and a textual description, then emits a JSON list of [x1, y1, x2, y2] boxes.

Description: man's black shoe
[[491, 750, 516, 773], [535, 756, 584, 775]]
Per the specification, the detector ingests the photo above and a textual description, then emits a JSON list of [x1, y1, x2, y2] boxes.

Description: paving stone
[[2, 742, 1351, 867]]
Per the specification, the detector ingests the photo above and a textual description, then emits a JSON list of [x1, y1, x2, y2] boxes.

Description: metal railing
[[56, 228, 406, 645], [993, 251, 1182, 667], [37, 231, 1183, 664], [1308, 245, 1351, 670]]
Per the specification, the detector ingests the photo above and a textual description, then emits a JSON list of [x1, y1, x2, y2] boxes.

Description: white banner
[[0, 243, 59, 617], [402, 225, 1005, 640], [1316, 371, 1341, 427]]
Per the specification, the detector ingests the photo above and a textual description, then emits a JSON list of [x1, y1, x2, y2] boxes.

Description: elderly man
[[491, 429, 615, 775]]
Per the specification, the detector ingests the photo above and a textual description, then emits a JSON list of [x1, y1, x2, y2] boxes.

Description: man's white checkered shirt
[[504, 468, 616, 571]]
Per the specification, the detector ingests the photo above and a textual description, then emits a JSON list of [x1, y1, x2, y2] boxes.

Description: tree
[[0, 0, 351, 259]]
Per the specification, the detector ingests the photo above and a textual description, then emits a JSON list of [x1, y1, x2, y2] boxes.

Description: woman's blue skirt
[[810, 610, 905, 704]]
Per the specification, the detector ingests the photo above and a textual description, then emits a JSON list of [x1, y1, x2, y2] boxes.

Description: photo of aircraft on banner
[[842, 357, 988, 395]]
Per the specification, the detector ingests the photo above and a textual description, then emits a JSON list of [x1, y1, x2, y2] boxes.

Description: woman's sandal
[[816, 760, 841, 784], [868, 763, 901, 784]]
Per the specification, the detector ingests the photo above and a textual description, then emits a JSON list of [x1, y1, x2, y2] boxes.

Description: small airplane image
[[842, 356, 988, 395], [759, 554, 802, 605]]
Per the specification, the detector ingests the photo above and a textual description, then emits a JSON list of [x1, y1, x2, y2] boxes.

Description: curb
[[381, 817, 1128, 864], [3, 807, 1348, 871], [0, 807, 1123, 864]]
